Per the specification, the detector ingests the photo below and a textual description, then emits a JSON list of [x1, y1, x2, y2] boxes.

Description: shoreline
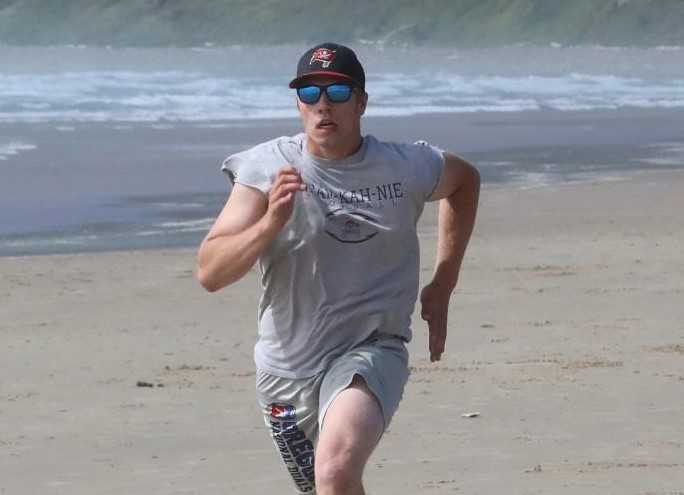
[[2, 166, 684, 260]]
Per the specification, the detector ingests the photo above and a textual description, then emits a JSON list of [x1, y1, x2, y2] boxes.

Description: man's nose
[[314, 92, 333, 110]]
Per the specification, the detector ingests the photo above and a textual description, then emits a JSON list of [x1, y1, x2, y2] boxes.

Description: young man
[[197, 42, 479, 495]]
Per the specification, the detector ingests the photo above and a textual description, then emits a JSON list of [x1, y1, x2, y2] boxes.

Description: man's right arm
[[196, 166, 303, 292]]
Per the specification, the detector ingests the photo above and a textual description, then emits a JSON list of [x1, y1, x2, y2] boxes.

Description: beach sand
[[2, 169, 684, 494]]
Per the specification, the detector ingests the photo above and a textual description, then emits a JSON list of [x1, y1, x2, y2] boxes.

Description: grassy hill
[[1, 0, 683, 47]]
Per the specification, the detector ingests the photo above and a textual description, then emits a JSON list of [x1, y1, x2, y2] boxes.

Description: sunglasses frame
[[296, 83, 356, 104]]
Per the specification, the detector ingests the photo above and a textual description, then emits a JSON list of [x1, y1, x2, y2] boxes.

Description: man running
[[197, 42, 480, 495]]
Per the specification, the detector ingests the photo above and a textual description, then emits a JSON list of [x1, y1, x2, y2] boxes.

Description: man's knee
[[315, 451, 361, 493]]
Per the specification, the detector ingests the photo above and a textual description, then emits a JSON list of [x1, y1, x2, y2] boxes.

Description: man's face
[[295, 76, 367, 156]]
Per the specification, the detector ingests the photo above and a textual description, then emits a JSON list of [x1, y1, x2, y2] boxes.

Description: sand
[[2, 169, 684, 494]]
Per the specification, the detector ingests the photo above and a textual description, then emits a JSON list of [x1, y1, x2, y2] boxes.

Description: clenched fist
[[264, 166, 306, 232]]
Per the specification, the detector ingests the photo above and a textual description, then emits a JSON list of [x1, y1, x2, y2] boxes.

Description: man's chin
[[308, 132, 339, 148], [312, 126, 340, 139]]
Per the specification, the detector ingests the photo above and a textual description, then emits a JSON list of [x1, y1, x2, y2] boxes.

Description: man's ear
[[357, 91, 368, 116]]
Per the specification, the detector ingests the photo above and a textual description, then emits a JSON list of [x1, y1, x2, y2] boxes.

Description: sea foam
[[1, 70, 683, 123]]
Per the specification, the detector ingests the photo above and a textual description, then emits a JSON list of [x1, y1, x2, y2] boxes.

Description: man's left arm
[[421, 152, 480, 362]]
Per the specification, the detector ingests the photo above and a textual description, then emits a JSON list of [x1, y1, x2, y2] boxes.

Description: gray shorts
[[255, 333, 410, 494]]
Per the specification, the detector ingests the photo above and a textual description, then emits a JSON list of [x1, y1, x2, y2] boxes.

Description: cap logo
[[310, 48, 336, 68]]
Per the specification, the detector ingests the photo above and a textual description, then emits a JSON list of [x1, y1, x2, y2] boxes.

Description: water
[[3, 45, 684, 123], [1, 44, 684, 256]]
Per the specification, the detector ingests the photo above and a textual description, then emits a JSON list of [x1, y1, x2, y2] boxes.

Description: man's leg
[[314, 374, 385, 495]]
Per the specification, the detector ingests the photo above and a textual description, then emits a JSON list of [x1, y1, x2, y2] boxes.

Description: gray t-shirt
[[221, 133, 444, 378]]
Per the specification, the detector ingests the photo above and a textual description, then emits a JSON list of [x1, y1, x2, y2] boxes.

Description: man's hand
[[419, 282, 452, 362], [264, 166, 305, 232]]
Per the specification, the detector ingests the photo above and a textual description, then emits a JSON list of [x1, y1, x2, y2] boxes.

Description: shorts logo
[[310, 48, 336, 68], [267, 403, 316, 492], [268, 403, 297, 420]]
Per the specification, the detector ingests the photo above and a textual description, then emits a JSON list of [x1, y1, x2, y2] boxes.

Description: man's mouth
[[316, 120, 337, 130]]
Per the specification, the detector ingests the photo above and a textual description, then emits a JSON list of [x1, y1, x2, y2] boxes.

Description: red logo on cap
[[310, 48, 336, 68]]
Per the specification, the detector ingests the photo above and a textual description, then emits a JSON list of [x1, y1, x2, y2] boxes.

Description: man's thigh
[[315, 374, 385, 478], [318, 333, 410, 430], [313, 335, 410, 485]]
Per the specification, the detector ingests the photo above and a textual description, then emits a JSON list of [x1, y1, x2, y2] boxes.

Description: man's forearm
[[431, 165, 480, 291], [197, 216, 280, 292]]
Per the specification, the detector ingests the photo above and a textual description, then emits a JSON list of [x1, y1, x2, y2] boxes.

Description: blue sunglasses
[[296, 83, 355, 104]]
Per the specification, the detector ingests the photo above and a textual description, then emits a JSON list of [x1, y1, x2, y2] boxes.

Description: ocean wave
[[1, 234, 99, 248], [156, 218, 215, 230], [0, 141, 37, 160], [1, 70, 683, 123], [655, 46, 684, 51]]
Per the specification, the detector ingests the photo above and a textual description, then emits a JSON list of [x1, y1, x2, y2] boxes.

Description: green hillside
[[1, 0, 683, 47]]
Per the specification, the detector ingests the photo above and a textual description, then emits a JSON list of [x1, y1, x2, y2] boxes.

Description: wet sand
[[3, 107, 684, 257], [2, 166, 684, 494]]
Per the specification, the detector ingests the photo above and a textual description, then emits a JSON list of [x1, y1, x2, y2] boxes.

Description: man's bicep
[[205, 183, 268, 240], [428, 152, 477, 201]]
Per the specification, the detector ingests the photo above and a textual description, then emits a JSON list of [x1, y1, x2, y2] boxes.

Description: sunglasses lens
[[326, 84, 353, 102], [297, 86, 321, 104], [297, 84, 354, 104]]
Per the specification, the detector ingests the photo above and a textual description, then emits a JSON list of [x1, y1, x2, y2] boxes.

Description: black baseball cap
[[289, 42, 365, 90]]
